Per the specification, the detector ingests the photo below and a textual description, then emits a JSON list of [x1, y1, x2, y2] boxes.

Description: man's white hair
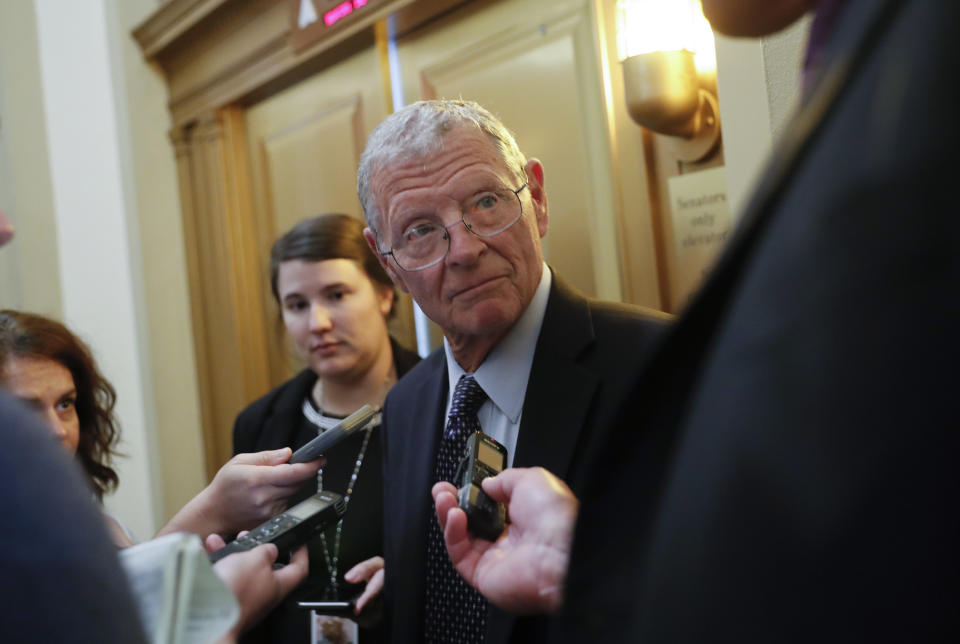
[[357, 99, 527, 240]]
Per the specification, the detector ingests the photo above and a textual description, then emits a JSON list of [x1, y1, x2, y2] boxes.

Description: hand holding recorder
[[432, 466, 579, 615]]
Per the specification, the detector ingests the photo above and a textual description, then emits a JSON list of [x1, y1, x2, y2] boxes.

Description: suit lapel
[[514, 275, 598, 477], [487, 276, 598, 644], [387, 351, 449, 638]]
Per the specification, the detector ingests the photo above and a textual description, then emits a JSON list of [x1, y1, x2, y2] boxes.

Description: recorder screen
[[478, 441, 502, 469]]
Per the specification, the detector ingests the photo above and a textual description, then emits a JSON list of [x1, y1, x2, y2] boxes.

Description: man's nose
[[444, 214, 486, 265]]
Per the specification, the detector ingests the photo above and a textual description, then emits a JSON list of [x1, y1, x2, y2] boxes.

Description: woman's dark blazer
[[233, 338, 420, 455]]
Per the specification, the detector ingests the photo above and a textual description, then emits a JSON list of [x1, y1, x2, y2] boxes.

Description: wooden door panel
[[259, 94, 366, 234]]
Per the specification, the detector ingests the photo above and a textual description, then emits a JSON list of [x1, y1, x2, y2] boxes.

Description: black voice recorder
[[289, 404, 379, 464], [209, 490, 345, 563], [455, 431, 508, 541]]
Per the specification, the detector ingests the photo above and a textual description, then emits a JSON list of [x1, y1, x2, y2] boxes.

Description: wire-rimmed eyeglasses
[[378, 182, 528, 271]]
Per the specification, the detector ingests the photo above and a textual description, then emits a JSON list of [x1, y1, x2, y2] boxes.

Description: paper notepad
[[120, 532, 240, 644]]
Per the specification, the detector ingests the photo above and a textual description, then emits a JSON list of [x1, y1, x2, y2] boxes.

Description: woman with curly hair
[[0, 309, 322, 548], [0, 309, 132, 543]]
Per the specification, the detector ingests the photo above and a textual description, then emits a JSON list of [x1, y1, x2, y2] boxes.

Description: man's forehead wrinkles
[[387, 163, 504, 200]]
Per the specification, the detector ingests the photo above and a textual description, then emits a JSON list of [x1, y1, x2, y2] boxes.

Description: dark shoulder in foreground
[[0, 393, 148, 643]]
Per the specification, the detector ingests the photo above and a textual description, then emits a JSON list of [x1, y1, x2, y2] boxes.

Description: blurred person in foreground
[[433, 0, 960, 641]]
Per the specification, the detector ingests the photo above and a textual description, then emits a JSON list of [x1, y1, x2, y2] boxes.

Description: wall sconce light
[[617, 0, 720, 162]]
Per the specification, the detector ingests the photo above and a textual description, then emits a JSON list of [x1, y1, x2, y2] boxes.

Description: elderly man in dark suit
[[433, 0, 960, 642], [355, 100, 665, 643]]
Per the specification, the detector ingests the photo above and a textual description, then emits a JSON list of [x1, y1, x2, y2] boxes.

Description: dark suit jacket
[[233, 338, 421, 456], [381, 272, 667, 643], [562, 1, 960, 641]]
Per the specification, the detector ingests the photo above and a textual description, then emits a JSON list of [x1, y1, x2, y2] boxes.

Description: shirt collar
[[444, 262, 552, 423]]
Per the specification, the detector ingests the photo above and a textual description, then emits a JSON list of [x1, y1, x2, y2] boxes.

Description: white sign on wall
[[667, 166, 731, 308]]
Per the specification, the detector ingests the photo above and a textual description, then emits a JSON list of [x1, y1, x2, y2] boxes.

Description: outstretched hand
[[432, 467, 578, 614], [160, 448, 323, 538]]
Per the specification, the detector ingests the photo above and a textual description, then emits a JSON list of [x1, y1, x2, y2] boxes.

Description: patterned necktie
[[424, 374, 489, 643]]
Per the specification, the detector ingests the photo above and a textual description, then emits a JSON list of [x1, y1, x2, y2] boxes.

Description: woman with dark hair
[[0, 310, 322, 549], [0, 310, 135, 544], [233, 213, 419, 644]]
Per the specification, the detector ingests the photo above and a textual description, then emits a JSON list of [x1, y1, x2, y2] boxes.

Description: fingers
[[344, 556, 384, 584], [442, 504, 470, 551], [431, 481, 457, 502], [481, 466, 572, 503], [353, 568, 384, 612], [479, 467, 531, 501], [263, 459, 324, 486], [205, 533, 227, 554], [344, 556, 385, 613], [432, 483, 459, 533], [230, 448, 293, 466], [227, 450, 323, 486], [274, 545, 309, 595], [432, 482, 471, 551]]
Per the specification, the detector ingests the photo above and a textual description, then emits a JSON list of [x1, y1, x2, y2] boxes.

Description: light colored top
[[443, 262, 552, 467], [104, 510, 137, 548]]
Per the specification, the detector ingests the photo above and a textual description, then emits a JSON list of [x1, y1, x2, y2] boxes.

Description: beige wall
[[715, 16, 811, 217], [0, 0, 206, 538], [0, 0, 62, 317], [112, 0, 207, 527]]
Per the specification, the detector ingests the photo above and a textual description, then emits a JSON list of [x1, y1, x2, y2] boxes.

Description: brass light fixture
[[617, 0, 720, 162]]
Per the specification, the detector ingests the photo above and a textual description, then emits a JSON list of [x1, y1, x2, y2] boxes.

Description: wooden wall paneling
[[136, 0, 413, 128], [170, 125, 221, 477], [218, 107, 274, 405], [641, 128, 673, 309], [170, 112, 273, 478]]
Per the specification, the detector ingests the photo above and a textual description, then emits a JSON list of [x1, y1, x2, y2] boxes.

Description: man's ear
[[524, 158, 548, 238], [364, 227, 410, 293]]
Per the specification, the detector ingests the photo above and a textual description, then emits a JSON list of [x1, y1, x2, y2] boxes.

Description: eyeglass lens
[[389, 185, 525, 270]]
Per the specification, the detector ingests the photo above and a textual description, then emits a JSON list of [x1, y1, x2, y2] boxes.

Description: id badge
[[311, 611, 359, 644]]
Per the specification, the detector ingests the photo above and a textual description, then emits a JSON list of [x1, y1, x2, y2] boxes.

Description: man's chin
[[451, 301, 521, 338]]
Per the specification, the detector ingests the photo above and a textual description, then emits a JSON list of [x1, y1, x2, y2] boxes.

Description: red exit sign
[[290, 0, 409, 52], [324, 0, 369, 27]]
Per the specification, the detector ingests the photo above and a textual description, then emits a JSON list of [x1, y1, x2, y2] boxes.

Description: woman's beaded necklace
[[301, 377, 388, 598]]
